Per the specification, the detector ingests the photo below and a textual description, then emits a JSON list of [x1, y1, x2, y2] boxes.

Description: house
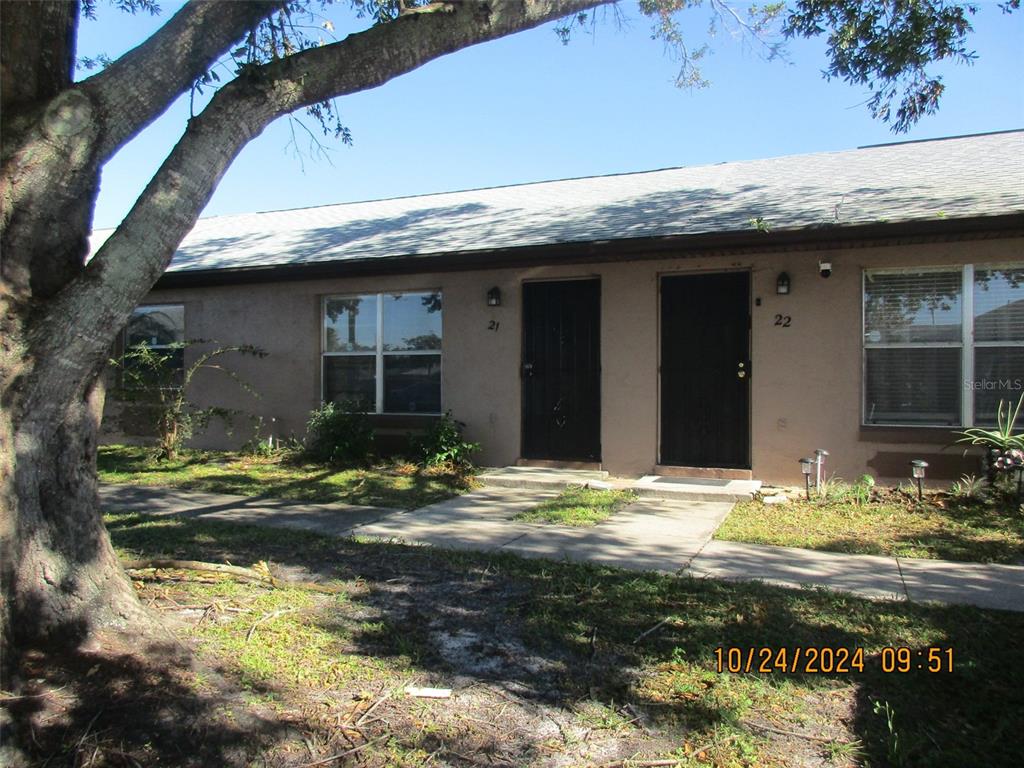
[[96, 130, 1024, 484]]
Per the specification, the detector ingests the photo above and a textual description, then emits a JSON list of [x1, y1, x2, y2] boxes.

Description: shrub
[[413, 411, 480, 470], [957, 393, 1024, 485], [112, 340, 266, 461], [241, 416, 299, 459], [305, 400, 374, 465], [949, 474, 984, 500], [817, 473, 848, 502], [852, 474, 876, 506]]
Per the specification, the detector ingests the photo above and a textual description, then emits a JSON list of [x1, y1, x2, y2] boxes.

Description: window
[[322, 291, 442, 413], [974, 267, 1024, 424], [123, 304, 185, 386], [864, 265, 1024, 427]]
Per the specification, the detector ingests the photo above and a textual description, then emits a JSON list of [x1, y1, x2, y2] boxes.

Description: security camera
[[818, 260, 833, 279]]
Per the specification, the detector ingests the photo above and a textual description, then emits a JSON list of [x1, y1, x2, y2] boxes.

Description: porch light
[[776, 272, 791, 295], [910, 459, 928, 500], [799, 458, 814, 500], [486, 286, 501, 307]]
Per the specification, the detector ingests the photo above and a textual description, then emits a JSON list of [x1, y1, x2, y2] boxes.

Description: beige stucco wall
[[107, 235, 1023, 484]]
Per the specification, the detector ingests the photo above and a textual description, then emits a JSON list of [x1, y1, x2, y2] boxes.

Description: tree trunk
[[1, 328, 151, 657], [0, 0, 150, 658], [1, 0, 609, 658]]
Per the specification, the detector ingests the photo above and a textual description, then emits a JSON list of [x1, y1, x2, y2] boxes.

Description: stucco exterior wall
[[106, 235, 1022, 484]]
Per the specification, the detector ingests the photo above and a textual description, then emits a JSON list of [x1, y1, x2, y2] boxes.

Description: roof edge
[[153, 213, 1024, 290], [857, 127, 1023, 149]]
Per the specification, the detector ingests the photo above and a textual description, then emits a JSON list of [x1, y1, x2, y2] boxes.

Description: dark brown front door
[[522, 279, 601, 461], [660, 271, 750, 468]]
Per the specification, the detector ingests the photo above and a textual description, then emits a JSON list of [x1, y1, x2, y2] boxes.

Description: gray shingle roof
[[90, 130, 1024, 274]]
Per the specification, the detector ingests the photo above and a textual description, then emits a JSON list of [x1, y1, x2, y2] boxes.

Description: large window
[[123, 304, 185, 386], [864, 266, 1024, 427], [322, 291, 442, 414]]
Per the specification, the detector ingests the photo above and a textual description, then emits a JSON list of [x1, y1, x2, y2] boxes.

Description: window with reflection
[[863, 265, 1024, 426], [974, 268, 1024, 425], [322, 291, 442, 413], [123, 304, 185, 387]]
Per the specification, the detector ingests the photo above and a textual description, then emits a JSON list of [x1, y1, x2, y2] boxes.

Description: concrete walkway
[[101, 484, 1024, 613]]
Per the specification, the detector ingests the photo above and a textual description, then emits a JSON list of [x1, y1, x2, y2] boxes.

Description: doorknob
[[737, 361, 747, 379], [523, 362, 534, 377]]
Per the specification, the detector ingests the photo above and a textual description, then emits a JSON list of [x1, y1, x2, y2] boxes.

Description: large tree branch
[[0, 1, 280, 299], [79, 0, 282, 165], [0, 1, 78, 113], [23, 0, 611, 428]]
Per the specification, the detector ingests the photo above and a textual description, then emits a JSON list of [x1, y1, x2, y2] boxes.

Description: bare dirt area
[[4, 511, 1022, 767]]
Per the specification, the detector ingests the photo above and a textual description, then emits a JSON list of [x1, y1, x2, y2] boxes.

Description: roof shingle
[[89, 130, 1024, 274]]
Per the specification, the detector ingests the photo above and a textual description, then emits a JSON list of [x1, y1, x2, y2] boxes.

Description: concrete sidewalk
[[101, 484, 1024, 613]]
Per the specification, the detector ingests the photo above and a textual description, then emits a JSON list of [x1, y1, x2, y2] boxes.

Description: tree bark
[[0, 1, 77, 113], [1, 0, 610, 656]]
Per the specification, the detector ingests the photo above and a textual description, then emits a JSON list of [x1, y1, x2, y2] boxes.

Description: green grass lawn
[[717, 488, 1024, 563], [57, 511, 1023, 767], [513, 485, 637, 526], [98, 444, 474, 509]]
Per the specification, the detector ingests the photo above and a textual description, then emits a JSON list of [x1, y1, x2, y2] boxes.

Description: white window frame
[[862, 263, 1024, 427], [320, 291, 443, 415], [123, 303, 186, 387], [125, 303, 185, 351]]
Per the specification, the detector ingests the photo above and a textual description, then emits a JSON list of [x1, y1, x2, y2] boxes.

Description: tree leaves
[[784, 0, 986, 132], [81, 0, 162, 21]]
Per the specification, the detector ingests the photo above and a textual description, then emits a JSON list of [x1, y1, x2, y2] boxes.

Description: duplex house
[[97, 130, 1024, 484]]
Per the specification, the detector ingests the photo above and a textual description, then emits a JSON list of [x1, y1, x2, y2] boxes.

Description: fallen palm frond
[[122, 558, 344, 593]]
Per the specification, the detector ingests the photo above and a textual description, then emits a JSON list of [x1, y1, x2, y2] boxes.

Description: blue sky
[[80, 1, 1024, 230]]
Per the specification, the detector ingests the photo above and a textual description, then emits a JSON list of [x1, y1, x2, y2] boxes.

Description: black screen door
[[522, 279, 601, 461], [660, 272, 750, 468]]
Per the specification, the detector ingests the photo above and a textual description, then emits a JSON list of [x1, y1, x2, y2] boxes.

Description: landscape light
[[799, 458, 814, 500], [814, 448, 829, 490], [910, 459, 928, 500]]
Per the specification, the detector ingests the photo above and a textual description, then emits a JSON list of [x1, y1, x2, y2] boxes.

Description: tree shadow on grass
[[100, 513, 1024, 767], [3, 632, 288, 767], [108, 460, 470, 510], [812, 530, 1024, 564]]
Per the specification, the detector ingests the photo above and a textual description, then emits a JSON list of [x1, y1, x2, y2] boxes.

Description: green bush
[[413, 411, 480, 469], [112, 340, 266, 461], [852, 474, 876, 506], [305, 400, 374, 466]]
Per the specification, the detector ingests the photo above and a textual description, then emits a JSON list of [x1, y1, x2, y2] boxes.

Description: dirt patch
[[2, 565, 859, 768], [14, 512, 1004, 766]]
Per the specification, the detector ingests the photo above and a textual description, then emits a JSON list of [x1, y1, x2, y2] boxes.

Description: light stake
[[910, 459, 928, 501], [814, 448, 829, 491], [799, 458, 814, 501]]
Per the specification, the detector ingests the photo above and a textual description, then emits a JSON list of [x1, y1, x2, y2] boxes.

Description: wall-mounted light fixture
[[486, 286, 501, 307], [910, 459, 928, 500], [776, 272, 791, 295]]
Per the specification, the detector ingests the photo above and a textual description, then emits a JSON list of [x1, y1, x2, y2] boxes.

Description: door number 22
[[774, 314, 792, 327]]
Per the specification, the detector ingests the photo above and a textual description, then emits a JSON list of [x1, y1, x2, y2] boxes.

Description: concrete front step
[[478, 467, 761, 502], [477, 466, 610, 491], [633, 475, 761, 502]]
